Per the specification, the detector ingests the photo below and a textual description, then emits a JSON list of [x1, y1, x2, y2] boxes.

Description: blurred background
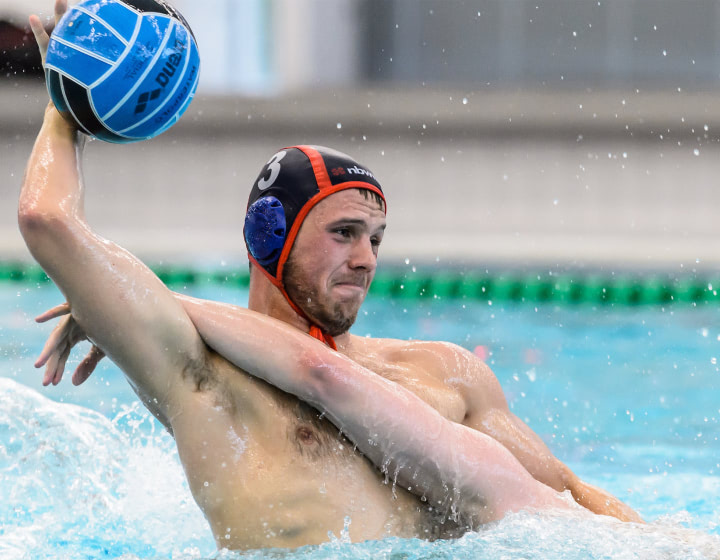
[[2, 0, 719, 273]]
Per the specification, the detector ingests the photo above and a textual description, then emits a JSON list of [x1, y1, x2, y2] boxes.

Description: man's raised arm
[[19, 2, 205, 424]]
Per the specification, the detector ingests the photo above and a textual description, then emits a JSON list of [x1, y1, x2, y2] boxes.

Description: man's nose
[[349, 237, 377, 271]]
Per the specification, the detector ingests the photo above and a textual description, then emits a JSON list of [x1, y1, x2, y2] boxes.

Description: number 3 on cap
[[257, 151, 287, 190]]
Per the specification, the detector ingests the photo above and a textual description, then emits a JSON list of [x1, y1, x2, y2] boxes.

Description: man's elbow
[[19, 192, 57, 228], [18, 204, 75, 259]]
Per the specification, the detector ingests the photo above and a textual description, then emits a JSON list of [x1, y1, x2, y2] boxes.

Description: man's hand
[[35, 302, 105, 386], [29, 0, 68, 66]]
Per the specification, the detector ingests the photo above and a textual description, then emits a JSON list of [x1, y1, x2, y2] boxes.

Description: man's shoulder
[[350, 332, 450, 349], [350, 334, 473, 369]]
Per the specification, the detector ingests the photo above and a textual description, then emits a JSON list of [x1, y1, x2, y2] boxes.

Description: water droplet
[[336, 123, 342, 129]]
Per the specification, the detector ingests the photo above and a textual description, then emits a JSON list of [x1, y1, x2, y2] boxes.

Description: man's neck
[[247, 279, 306, 329]]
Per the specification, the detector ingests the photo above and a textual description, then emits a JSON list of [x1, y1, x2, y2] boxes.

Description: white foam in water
[[0, 378, 214, 559], [224, 512, 720, 560]]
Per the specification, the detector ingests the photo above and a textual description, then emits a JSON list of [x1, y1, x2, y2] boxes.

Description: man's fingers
[[29, 0, 68, 65], [55, 0, 68, 25], [35, 339, 55, 368], [72, 362, 93, 386], [28, 14, 50, 64], [52, 346, 71, 386], [72, 346, 104, 386], [36, 302, 71, 324], [35, 315, 71, 367], [42, 344, 62, 386]]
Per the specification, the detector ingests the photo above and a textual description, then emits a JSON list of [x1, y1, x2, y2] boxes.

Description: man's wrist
[[43, 103, 79, 137]]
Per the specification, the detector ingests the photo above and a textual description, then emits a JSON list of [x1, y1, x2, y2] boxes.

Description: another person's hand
[[29, 0, 68, 66], [35, 302, 105, 386]]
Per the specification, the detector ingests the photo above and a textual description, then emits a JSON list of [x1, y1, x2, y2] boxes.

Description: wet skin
[[23, 5, 640, 543], [26, 173, 640, 548]]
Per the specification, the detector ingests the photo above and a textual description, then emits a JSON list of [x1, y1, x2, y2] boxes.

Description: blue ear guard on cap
[[244, 196, 287, 266]]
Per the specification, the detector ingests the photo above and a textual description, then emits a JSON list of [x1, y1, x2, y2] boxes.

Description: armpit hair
[[181, 350, 238, 416], [181, 350, 216, 393]]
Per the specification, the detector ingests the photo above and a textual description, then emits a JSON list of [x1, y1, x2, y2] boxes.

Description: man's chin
[[319, 307, 359, 337]]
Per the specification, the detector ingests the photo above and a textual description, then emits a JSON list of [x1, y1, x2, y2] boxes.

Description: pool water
[[1, 281, 719, 559]]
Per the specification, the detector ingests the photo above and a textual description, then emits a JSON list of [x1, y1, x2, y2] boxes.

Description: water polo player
[[24, 0, 640, 550]]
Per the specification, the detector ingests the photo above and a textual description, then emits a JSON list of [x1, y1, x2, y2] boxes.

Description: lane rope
[[1, 262, 717, 306]]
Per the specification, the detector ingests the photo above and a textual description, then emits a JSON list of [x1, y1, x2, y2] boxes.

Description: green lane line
[[1, 261, 718, 307]]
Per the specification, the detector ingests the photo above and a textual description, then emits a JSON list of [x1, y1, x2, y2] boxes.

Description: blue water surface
[[1, 281, 718, 559]]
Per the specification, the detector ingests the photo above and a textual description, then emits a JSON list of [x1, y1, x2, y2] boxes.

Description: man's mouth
[[333, 279, 367, 293]]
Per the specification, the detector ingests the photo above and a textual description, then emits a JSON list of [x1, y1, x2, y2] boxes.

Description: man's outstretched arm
[[20, 2, 205, 424], [172, 295, 576, 525]]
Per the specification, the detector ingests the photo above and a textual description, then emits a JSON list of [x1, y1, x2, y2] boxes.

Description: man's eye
[[334, 228, 350, 237], [371, 237, 381, 247]]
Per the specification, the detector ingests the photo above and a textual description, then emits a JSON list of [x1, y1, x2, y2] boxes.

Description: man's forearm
[[19, 105, 87, 279], [20, 106, 85, 222]]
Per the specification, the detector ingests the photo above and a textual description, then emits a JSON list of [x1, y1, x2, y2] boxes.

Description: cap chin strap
[[249, 254, 338, 351], [308, 325, 338, 351]]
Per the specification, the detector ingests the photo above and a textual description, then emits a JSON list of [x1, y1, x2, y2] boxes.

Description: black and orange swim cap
[[244, 145, 386, 289]]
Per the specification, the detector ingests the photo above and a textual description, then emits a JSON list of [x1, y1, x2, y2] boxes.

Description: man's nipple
[[296, 425, 318, 445]]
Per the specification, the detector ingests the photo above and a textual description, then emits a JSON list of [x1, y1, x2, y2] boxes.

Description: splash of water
[[0, 377, 214, 559], [1, 378, 718, 560]]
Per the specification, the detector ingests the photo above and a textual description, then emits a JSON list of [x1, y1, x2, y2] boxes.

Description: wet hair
[[359, 187, 386, 212]]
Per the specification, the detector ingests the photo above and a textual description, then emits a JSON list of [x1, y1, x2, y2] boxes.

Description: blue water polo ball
[[45, 0, 200, 143]]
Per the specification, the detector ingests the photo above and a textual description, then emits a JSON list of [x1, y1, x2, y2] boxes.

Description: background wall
[[1, 0, 719, 273]]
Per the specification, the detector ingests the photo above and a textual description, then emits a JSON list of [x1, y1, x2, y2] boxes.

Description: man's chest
[[349, 351, 468, 424]]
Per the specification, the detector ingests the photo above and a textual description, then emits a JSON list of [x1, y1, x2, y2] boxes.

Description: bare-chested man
[[22, 0, 641, 551]]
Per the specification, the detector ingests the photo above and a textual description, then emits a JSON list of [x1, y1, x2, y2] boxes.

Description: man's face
[[284, 189, 386, 336]]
